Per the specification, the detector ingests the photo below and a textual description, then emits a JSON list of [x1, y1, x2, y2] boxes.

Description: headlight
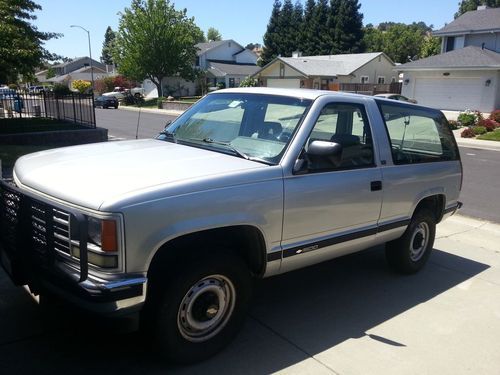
[[88, 217, 102, 246], [87, 217, 118, 252]]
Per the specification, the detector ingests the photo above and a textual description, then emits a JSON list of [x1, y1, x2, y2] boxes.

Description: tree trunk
[[151, 76, 163, 97]]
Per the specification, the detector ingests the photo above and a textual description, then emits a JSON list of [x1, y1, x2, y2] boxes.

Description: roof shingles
[[433, 7, 500, 35], [397, 46, 500, 70]]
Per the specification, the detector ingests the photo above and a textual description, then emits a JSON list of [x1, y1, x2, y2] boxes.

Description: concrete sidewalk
[[1, 213, 499, 374]]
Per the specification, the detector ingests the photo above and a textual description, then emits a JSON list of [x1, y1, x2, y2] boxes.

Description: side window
[[378, 102, 459, 164], [305, 103, 375, 172]]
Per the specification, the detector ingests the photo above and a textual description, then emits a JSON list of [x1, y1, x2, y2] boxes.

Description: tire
[[385, 208, 436, 274], [134, 93, 142, 98], [114, 104, 118, 109], [141, 250, 252, 363]]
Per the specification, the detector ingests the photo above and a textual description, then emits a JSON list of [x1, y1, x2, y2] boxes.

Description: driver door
[[281, 102, 383, 272]]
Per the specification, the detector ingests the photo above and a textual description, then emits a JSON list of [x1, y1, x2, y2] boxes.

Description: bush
[[239, 76, 258, 87], [460, 128, 475, 138], [489, 110, 500, 123], [72, 79, 91, 94], [157, 96, 165, 109], [478, 119, 497, 132], [447, 120, 459, 130], [472, 126, 487, 135], [457, 111, 477, 127], [53, 83, 71, 95]]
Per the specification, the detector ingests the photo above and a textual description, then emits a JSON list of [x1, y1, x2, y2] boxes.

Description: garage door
[[413, 78, 482, 111], [267, 78, 300, 89]]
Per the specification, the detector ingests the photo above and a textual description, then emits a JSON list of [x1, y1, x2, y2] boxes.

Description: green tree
[[0, 0, 60, 83], [420, 34, 441, 58], [291, 1, 304, 52], [101, 26, 116, 65], [332, 0, 364, 53], [455, 0, 499, 18], [206, 27, 222, 41], [299, 0, 317, 55], [113, 0, 204, 97], [45, 66, 56, 79], [312, 0, 331, 55], [261, 0, 282, 66], [277, 0, 297, 56], [363, 24, 384, 53]]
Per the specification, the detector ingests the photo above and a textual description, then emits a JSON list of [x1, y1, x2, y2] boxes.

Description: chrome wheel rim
[[177, 274, 236, 343], [409, 222, 430, 261]]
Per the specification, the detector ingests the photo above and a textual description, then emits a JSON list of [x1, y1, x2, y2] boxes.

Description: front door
[[281, 102, 383, 272]]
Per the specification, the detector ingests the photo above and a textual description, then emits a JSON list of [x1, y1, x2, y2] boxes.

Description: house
[[143, 39, 260, 97], [397, 6, 500, 112], [46, 66, 110, 89], [253, 52, 396, 90], [53, 57, 106, 76]]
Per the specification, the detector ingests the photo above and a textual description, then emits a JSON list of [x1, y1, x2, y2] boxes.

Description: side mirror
[[305, 140, 343, 170]]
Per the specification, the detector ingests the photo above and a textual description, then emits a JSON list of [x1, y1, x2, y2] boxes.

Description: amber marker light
[[101, 220, 118, 252]]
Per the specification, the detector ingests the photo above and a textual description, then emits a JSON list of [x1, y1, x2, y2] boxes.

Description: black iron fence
[[0, 91, 95, 128]]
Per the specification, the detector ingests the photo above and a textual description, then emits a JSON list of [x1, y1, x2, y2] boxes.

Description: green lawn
[[477, 130, 500, 141], [0, 118, 83, 135], [0, 144, 59, 170]]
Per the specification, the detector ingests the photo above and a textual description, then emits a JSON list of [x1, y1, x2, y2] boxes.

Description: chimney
[[477, 5, 488, 10], [292, 51, 302, 58]]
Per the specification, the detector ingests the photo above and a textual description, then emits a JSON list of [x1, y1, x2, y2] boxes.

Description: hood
[[14, 139, 266, 210]]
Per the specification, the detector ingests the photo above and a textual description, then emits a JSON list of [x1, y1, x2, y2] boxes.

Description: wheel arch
[[146, 225, 268, 282], [412, 193, 446, 223]]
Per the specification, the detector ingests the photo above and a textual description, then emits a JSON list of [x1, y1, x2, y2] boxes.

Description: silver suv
[[0, 88, 462, 363]]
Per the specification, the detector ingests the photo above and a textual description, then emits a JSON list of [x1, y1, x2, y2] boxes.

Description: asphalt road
[[97, 108, 500, 223], [95, 107, 177, 140], [459, 146, 500, 223]]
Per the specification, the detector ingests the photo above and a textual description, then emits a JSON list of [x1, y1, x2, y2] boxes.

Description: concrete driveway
[[1, 214, 499, 374]]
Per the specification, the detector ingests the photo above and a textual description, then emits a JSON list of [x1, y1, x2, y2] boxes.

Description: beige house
[[253, 52, 396, 90]]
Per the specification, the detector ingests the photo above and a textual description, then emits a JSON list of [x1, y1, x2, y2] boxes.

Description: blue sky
[[34, 0, 460, 61]]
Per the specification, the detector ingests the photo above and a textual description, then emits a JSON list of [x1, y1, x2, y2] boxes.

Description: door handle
[[371, 181, 382, 191]]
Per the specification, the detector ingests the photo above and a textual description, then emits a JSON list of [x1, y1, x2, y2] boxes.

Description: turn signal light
[[101, 220, 117, 252]]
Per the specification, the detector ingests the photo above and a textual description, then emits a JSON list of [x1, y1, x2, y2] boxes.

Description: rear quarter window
[[377, 101, 459, 164]]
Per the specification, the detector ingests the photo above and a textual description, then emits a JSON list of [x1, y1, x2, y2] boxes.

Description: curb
[[118, 105, 184, 117], [453, 129, 500, 151]]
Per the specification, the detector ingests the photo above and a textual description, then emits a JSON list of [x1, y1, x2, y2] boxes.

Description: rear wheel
[[141, 251, 252, 363], [385, 208, 436, 274]]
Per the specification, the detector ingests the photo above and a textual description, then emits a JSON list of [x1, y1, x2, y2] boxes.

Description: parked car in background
[[103, 86, 145, 99], [375, 93, 417, 103], [94, 95, 119, 109], [28, 86, 45, 95]]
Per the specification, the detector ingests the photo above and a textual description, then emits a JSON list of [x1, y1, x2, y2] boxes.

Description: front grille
[[0, 180, 89, 281]]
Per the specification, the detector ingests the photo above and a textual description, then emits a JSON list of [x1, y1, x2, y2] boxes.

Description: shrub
[[53, 83, 71, 95], [447, 120, 459, 130], [457, 110, 477, 127], [239, 76, 258, 87], [489, 110, 500, 123], [72, 79, 92, 94], [460, 128, 475, 138], [472, 126, 487, 135], [478, 119, 497, 132], [157, 96, 165, 109]]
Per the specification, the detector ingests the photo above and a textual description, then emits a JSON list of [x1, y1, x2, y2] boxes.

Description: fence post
[[72, 93, 77, 124]]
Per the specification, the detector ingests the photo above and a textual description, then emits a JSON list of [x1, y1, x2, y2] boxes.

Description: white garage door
[[413, 78, 482, 111], [267, 78, 300, 89]]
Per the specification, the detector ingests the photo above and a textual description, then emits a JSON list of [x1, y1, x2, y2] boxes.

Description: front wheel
[[385, 208, 436, 274], [141, 251, 252, 363]]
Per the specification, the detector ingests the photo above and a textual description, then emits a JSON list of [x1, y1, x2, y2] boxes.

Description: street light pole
[[70, 25, 94, 91]]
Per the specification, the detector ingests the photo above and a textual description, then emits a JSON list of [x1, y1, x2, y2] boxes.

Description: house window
[[279, 63, 285, 78], [195, 56, 200, 66], [446, 37, 455, 52], [391, 76, 396, 83], [229, 78, 235, 88], [360, 76, 369, 84], [377, 76, 385, 84]]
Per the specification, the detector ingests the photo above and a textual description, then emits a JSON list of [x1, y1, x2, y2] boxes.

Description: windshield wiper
[[201, 138, 250, 160]]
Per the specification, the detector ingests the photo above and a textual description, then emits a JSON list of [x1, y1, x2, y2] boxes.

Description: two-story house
[[397, 6, 500, 113], [143, 40, 259, 97]]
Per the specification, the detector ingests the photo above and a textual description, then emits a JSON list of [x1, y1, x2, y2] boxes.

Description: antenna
[[135, 95, 143, 139]]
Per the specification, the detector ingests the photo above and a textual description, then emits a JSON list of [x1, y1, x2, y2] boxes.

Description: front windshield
[[158, 93, 312, 164]]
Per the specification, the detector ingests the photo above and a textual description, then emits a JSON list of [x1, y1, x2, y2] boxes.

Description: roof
[[433, 7, 500, 36], [195, 39, 243, 56], [207, 61, 260, 77], [256, 52, 392, 78], [397, 46, 500, 70]]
